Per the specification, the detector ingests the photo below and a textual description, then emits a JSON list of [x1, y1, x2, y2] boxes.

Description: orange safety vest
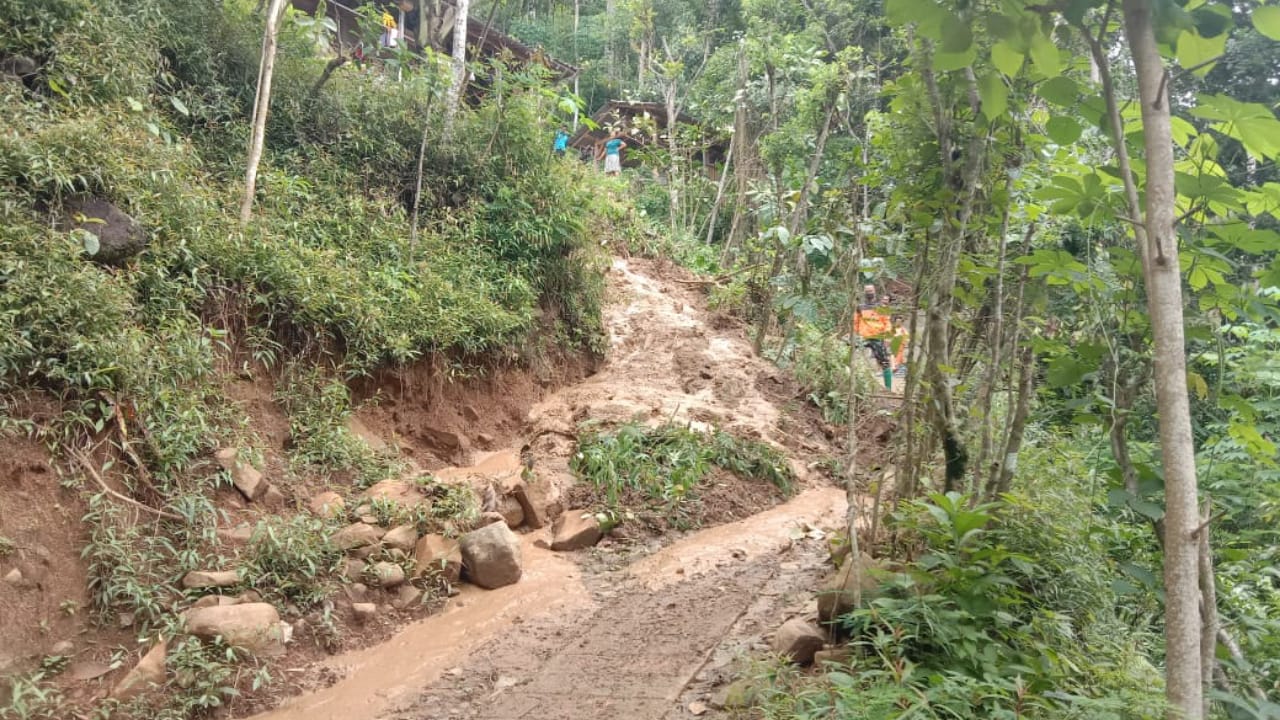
[[853, 307, 892, 340]]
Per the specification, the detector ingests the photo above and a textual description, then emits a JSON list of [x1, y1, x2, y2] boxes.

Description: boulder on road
[[771, 618, 825, 665], [183, 603, 284, 656], [459, 522, 522, 589], [817, 553, 883, 625], [550, 510, 603, 551], [111, 641, 166, 700], [413, 534, 461, 583]]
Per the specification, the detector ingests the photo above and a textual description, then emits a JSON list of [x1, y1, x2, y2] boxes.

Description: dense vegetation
[[0, 0, 622, 716], [2, 0, 1278, 718], [487, 0, 1280, 717]]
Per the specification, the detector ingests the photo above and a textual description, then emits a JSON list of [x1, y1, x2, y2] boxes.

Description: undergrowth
[[571, 421, 793, 526]]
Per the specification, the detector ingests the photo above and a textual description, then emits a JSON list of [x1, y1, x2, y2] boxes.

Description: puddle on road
[[249, 487, 845, 720], [249, 534, 585, 720]]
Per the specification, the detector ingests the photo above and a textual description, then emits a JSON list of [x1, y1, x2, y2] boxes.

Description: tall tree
[[239, 0, 288, 227], [1120, 0, 1204, 713], [443, 0, 470, 138]]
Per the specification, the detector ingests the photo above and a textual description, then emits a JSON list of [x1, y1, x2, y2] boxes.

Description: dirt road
[[251, 258, 846, 720]]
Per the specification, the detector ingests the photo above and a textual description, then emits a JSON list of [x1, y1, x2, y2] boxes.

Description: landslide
[[0, 0, 624, 716]]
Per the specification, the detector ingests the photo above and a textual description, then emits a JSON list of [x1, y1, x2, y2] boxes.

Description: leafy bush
[[572, 422, 793, 523], [242, 515, 344, 609]]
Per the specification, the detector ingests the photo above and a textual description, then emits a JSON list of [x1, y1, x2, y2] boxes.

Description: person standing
[[599, 133, 626, 176], [553, 127, 570, 157], [853, 284, 894, 390]]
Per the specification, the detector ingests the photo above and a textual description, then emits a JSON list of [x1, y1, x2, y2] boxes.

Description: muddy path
[[251, 258, 847, 720]]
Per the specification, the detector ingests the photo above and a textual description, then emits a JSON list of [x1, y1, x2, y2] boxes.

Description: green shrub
[[572, 421, 793, 523], [242, 515, 344, 609]]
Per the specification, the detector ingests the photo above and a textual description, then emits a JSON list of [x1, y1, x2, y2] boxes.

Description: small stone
[[459, 522, 522, 589], [351, 603, 377, 624], [391, 584, 424, 610], [332, 522, 384, 551], [3, 568, 23, 585], [117, 612, 135, 629], [550, 510, 603, 551], [382, 525, 419, 552], [413, 534, 462, 584], [771, 618, 825, 665], [370, 561, 406, 588], [344, 583, 370, 604], [190, 595, 240, 609], [261, 484, 287, 510], [217, 524, 254, 546], [236, 590, 263, 604], [213, 448, 267, 501], [688, 700, 708, 715], [50, 640, 74, 656], [182, 570, 240, 589], [309, 491, 345, 518], [182, 603, 284, 656], [111, 642, 167, 700], [352, 544, 379, 560], [343, 558, 367, 582], [497, 493, 525, 529], [477, 511, 507, 527]]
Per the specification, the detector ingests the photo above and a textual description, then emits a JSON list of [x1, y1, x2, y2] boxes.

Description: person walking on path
[[598, 133, 626, 176], [853, 284, 894, 390]]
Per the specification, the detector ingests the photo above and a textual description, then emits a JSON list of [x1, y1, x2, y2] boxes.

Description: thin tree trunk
[[240, 0, 287, 228], [985, 243, 1030, 500], [971, 201, 1019, 496], [1121, 0, 1203, 715], [993, 344, 1034, 497], [1197, 498, 1218, 719], [443, 0, 471, 139], [721, 41, 750, 267], [704, 142, 733, 246]]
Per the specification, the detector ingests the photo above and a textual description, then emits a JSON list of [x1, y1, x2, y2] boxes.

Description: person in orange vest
[[853, 284, 894, 390]]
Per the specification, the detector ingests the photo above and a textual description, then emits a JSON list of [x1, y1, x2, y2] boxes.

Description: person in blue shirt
[[553, 127, 570, 156], [598, 133, 626, 175]]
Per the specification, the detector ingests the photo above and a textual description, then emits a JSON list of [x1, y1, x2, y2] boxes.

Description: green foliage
[[0, 669, 66, 720], [241, 515, 344, 609], [156, 636, 265, 719], [572, 421, 793, 523]]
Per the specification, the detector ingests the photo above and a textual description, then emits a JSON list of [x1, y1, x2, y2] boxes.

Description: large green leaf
[[1176, 28, 1227, 77], [1029, 32, 1061, 76], [991, 41, 1024, 76], [1046, 116, 1083, 144], [1036, 76, 1078, 106], [1253, 5, 1280, 40], [941, 18, 974, 53], [933, 46, 977, 71], [886, 0, 938, 26], [1191, 94, 1280, 160], [979, 72, 1009, 121]]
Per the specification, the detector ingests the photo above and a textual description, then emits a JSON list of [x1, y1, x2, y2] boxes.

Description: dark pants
[[866, 339, 890, 370]]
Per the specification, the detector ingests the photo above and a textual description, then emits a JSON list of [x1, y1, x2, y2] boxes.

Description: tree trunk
[[1121, 0, 1204, 715], [443, 0, 471, 139], [239, 0, 288, 228], [1197, 498, 1218, 719]]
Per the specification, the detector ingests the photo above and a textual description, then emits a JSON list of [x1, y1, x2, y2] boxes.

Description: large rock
[[413, 534, 461, 583], [332, 522, 384, 551], [496, 493, 525, 528], [213, 448, 267, 502], [817, 553, 883, 624], [550, 510, 603, 551], [346, 417, 389, 453], [309, 491, 345, 518], [771, 618, 825, 665], [111, 641, 167, 700], [183, 603, 284, 656], [459, 522, 522, 589], [182, 570, 240, 589], [61, 196, 147, 266], [382, 525, 419, 552]]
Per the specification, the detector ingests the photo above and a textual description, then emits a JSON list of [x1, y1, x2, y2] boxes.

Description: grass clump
[[241, 515, 344, 610], [571, 421, 793, 524]]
